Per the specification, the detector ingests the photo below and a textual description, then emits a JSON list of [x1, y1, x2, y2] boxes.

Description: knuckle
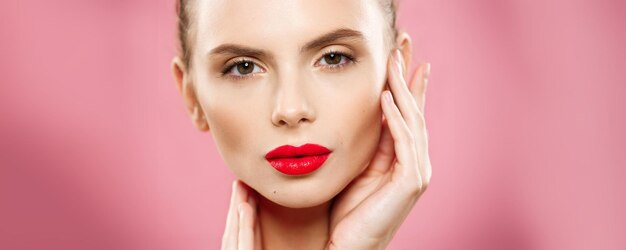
[[422, 179, 430, 192], [415, 111, 426, 128], [420, 171, 432, 192], [402, 129, 416, 145], [400, 177, 423, 196], [415, 105, 425, 117], [404, 113, 419, 128]]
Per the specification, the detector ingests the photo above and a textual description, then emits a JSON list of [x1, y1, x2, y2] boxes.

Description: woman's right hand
[[221, 180, 262, 250]]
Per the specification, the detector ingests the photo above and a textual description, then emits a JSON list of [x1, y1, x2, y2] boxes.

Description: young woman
[[171, 0, 432, 248]]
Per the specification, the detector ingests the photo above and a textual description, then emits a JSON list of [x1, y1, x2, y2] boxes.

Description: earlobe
[[396, 32, 413, 79], [191, 104, 210, 132], [171, 57, 210, 132]]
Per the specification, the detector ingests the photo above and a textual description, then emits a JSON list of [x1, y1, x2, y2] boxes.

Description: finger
[[388, 50, 421, 133], [238, 202, 255, 250], [415, 106, 431, 188], [222, 180, 248, 250], [254, 206, 263, 250], [336, 170, 423, 244], [388, 52, 431, 190], [380, 90, 419, 181], [247, 191, 263, 249], [409, 63, 430, 114], [410, 63, 432, 187], [222, 181, 239, 249], [367, 117, 395, 174]]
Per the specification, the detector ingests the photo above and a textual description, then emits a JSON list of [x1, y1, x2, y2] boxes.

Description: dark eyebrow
[[301, 28, 365, 52], [207, 28, 365, 59], [208, 44, 269, 58]]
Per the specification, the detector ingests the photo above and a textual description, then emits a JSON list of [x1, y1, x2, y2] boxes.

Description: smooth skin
[[221, 51, 432, 249], [171, 0, 432, 248]]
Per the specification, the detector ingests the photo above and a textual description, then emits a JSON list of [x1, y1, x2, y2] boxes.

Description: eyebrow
[[208, 45, 268, 59], [207, 28, 365, 59], [301, 28, 365, 52]]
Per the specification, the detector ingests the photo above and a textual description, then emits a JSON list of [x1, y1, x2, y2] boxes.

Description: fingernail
[[424, 63, 431, 80], [394, 50, 404, 76], [232, 180, 238, 193]]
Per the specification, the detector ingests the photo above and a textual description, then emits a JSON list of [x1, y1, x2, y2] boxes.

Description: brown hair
[[175, 0, 398, 70]]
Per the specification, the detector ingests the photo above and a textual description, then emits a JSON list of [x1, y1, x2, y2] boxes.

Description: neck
[[257, 195, 331, 250]]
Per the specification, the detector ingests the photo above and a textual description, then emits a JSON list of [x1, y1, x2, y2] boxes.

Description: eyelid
[[221, 57, 265, 74], [314, 50, 357, 69], [220, 57, 266, 81]]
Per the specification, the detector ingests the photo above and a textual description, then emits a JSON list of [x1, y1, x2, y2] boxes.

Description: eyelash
[[220, 51, 357, 80], [220, 58, 261, 80], [316, 51, 357, 71]]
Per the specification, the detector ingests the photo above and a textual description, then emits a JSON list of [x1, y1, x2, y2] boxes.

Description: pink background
[[1, 0, 625, 249]]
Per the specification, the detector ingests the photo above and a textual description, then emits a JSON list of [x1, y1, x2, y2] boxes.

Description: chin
[[266, 188, 337, 209], [246, 163, 374, 209], [253, 170, 355, 209]]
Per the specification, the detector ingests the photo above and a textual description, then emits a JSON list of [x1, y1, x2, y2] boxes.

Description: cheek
[[323, 67, 385, 171], [340, 85, 382, 161], [199, 89, 261, 165], [206, 104, 245, 152]]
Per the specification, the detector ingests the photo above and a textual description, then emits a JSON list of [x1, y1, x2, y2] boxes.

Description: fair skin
[[171, 0, 431, 249]]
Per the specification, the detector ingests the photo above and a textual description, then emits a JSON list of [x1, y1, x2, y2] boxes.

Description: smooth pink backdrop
[[1, 0, 625, 249]]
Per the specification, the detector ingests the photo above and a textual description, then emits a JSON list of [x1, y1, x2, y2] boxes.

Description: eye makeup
[[217, 47, 360, 81], [314, 49, 358, 72], [220, 57, 266, 80]]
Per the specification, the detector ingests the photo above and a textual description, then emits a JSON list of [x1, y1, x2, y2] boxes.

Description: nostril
[[274, 114, 313, 127]]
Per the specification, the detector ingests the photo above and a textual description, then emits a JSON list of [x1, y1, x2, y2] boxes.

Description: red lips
[[265, 144, 331, 175]]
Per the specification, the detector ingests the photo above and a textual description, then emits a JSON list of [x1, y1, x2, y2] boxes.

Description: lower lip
[[267, 153, 330, 176]]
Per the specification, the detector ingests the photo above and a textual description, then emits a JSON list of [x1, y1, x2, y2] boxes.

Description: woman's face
[[186, 0, 392, 208]]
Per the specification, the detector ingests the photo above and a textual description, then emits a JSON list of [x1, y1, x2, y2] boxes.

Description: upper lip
[[265, 143, 331, 159]]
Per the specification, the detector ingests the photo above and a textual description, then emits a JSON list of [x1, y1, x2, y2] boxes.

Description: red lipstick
[[265, 143, 331, 175]]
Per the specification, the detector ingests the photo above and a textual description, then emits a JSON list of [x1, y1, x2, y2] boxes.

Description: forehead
[[194, 0, 386, 54]]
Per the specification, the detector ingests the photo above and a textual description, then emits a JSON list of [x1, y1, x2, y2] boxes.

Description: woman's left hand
[[327, 50, 432, 250]]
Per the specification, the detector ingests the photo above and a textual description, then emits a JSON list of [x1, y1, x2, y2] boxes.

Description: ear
[[396, 31, 413, 79], [171, 57, 210, 132]]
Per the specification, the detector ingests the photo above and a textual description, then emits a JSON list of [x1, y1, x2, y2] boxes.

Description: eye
[[322, 53, 343, 65], [222, 59, 264, 78], [316, 51, 355, 69]]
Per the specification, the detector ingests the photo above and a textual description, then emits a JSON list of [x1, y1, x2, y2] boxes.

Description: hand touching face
[[219, 53, 432, 250], [173, 0, 404, 208]]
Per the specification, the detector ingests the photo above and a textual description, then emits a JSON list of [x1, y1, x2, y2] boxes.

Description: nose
[[271, 78, 315, 128]]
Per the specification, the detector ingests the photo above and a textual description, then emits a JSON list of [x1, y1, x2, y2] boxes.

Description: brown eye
[[236, 61, 254, 74], [223, 59, 264, 78], [317, 52, 354, 68], [323, 53, 342, 65]]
